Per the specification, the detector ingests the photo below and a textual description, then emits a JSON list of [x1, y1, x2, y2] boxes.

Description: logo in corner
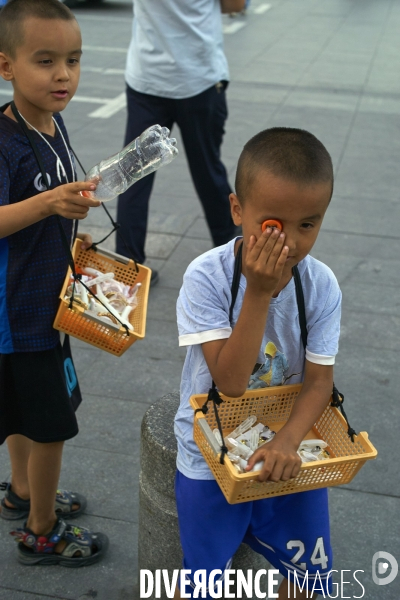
[[372, 551, 398, 586]]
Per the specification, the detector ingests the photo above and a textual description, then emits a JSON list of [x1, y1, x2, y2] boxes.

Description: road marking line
[[0, 88, 114, 106], [223, 22, 246, 34], [88, 92, 126, 118], [82, 45, 127, 53], [81, 67, 125, 75], [254, 3, 272, 14], [77, 14, 131, 24], [72, 95, 105, 105]]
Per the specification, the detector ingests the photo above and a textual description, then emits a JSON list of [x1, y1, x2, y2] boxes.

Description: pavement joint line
[[0, 587, 69, 600], [336, 257, 376, 287], [336, 486, 400, 500], [66, 442, 141, 456], [184, 234, 213, 241], [229, 78, 400, 102], [77, 14, 132, 24], [338, 339, 400, 350], [72, 391, 155, 403], [62, 443, 136, 460], [75, 11, 133, 23], [338, 340, 400, 353], [75, 512, 136, 524], [322, 228, 400, 241], [78, 391, 180, 405], [82, 44, 128, 53], [343, 307, 400, 317]]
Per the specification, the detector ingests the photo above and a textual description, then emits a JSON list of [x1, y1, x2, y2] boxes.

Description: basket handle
[[90, 245, 131, 265]]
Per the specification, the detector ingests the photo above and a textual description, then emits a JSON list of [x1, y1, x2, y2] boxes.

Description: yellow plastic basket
[[53, 238, 150, 356], [190, 384, 377, 504]]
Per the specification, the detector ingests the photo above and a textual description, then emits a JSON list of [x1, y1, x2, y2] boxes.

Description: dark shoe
[[150, 269, 159, 287], [0, 483, 29, 520], [0, 483, 87, 521], [11, 518, 108, 567]]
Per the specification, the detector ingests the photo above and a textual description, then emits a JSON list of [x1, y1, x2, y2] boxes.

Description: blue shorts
[[175, 470, 333, 598]]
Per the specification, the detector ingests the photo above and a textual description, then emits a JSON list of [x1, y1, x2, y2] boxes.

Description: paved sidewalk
[[0, 0, 400, 598]]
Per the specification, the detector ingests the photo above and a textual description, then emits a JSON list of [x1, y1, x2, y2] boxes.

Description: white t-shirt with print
[[175, 238, 342, 480]]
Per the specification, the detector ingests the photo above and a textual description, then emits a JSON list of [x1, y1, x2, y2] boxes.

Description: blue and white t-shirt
[[0, 105, 76, 353], [175, 239, 342, 480]]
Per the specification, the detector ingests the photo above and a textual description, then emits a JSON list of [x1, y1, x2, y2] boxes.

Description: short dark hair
[[0, 0, 76, 59], [235, 127, 334, 202]]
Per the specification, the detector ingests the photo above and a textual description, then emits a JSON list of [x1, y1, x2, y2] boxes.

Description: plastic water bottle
[[84, 125, 178, 202]]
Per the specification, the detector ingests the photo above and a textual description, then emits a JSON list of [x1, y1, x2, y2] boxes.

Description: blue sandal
[[0, 483, 87, 520], [11, 518, 108, 567]]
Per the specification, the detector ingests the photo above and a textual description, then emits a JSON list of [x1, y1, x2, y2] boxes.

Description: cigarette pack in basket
[[190, 383, 377, 504], [53, 239, 151, 356]]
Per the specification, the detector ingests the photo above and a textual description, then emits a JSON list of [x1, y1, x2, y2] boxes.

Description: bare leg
[[3, 435, 78, 518], [26, 440, 64, 535], [4, 438, 67, 552], [5, 434, 32, 501], [279, 577, 316, 600]]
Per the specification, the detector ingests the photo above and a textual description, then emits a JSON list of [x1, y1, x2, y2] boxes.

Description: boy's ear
[[0, 53, 15, 81], [229, 193, 243, 226]]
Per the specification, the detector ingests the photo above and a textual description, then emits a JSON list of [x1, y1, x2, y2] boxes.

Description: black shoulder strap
[[292, 264, 308, 350], [229, 241, 243, 324]]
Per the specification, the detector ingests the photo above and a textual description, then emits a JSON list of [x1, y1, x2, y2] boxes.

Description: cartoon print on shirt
[[248, 341, 300, 389]]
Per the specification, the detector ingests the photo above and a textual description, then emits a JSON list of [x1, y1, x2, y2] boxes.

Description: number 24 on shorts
[[287, 537, 329, 571]]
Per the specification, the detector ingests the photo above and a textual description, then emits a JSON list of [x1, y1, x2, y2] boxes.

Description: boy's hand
[[245, 433, 301, 482], [244, 227, 289, 296], [79, 233, 93, 250], [45, 181, 101, 220]]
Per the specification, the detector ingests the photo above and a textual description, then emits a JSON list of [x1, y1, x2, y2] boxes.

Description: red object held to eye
[[261, 219, 283, 232]]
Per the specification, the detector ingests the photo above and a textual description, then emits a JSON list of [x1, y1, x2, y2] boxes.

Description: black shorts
[[0, 336, 82, 445]]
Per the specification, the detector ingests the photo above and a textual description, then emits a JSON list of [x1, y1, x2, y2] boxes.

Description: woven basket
[[53, 238, 150, 356], [190, 383, 377, 504]]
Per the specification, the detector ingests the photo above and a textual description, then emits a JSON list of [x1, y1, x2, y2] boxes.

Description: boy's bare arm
[[220, 0, 246, 14], [0, 181, 100, 238], [246, 361, 333, 482], [202, 227, 288, 398]]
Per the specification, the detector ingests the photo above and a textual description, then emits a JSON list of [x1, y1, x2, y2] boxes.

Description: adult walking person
[[116, 0, 245, 285]]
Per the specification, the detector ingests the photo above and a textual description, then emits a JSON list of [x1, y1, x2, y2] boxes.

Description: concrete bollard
[[138, 393, 268, 600]]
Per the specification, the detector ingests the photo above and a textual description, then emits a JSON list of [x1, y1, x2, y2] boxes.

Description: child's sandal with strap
[[10, 518, 108, 567], [0, 482, 87, 520]]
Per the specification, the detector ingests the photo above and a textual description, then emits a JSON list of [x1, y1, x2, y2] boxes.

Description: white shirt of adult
[[125, 0, 230, 99]]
